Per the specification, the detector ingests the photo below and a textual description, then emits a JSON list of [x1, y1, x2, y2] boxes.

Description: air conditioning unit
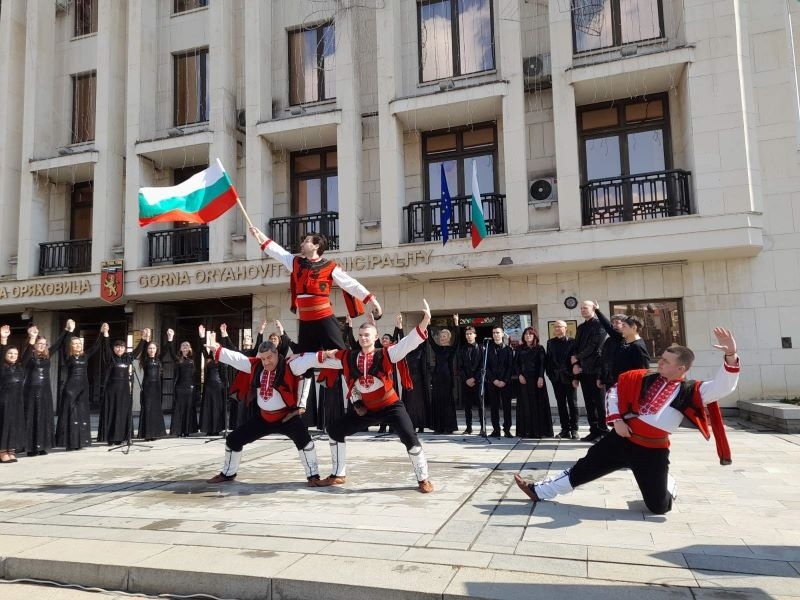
[[529, 177, 557, 207], [55, 0, 71, 14], [523, 53, 552, 89]]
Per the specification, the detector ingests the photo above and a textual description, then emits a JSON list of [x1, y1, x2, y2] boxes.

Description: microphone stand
[[109, 363, 153, 453], [473, 338, 492, 445]]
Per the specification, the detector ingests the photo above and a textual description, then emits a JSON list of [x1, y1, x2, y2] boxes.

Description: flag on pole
[[440, 164, 453, 246], [138, 160, 238, 227], [470, 161, 487, 248]]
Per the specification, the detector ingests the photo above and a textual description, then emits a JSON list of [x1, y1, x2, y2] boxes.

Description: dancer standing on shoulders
[[515, 328, 740, 515]]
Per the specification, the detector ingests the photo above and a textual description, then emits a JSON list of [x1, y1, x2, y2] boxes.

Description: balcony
[[581, 169, 692, 226], [268, 212, 339, 254], [404, 193, 506, 244], [147, 225, 209, 266], [39, 239, 92, 276]]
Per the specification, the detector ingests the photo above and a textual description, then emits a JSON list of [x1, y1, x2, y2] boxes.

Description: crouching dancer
[[204, 339, 321, 485], [301, 299, 434, 493], [515, 327, 740, 515]]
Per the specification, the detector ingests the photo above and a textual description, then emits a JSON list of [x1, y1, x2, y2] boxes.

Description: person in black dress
[[514, 327, 553, 438], [21, 325, 64, 456], [396, 314, 429, 433], [165, 329, 197, 437], [55, 320, 108, 450], [0, 326, 25, 463], [99, 336, 145, 445], [427, 315, 459, 434], [198, 324, 227, 436], [135, 328, 167, 441]]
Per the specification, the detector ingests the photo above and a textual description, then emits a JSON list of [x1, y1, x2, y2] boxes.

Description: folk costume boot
[[316, 440, 347, 486], [207, 446, 240, 483], [408, 445, 434, 493], [298, 441, 321, 486]]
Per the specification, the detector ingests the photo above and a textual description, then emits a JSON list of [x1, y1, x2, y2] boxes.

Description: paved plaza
[[0, 417, 798, 600]]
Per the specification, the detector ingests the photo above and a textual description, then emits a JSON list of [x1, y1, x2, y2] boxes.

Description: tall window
[[288, 23, 335, 106], [579, 96, 669, 181], [609, 298, 683, 359], [74, 0, 97, 37], [418, 0, 495, 83], [423, 124, 496, 201], [71, 182, 93, 239], [174, 49, 209, 126], [174, 0, 208, 14], [71, 71, 96, 144], [572, 0, 663, 54], [291, 149, 338, 215]]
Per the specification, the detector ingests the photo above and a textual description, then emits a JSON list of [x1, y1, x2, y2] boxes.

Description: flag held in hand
[[138, 160, 238, 227]]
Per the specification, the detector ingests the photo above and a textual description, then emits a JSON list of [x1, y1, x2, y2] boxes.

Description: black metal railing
[[38, 239, 92, 275], [581, 169, 692, 226], [404, 193, 506, 244], [268, 211, 339, 253], [147, 225, 209, 266]]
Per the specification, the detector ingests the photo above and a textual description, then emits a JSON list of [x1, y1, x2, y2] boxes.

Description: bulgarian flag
[[470, 161, 487, 248], [138, 159, 239, 226]]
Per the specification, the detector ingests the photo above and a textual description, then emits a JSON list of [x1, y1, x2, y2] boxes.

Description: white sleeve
[[215, 347, 253, 373], [297, 377, 311, 410], [388, 326, 428, 363], [698, 362, 740, 406], [287, 351, 343, 375], [331, 265, 371, 301], [605, 385, 621, 424], [260, 239, 295, 272]]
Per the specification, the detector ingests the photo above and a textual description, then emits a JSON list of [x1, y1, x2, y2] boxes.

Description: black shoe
[[462, 428, 473, 435], [490, 430, 501, 438], [417, 427, 425, 434], [479, 429, 487, 437], [556, 430, 570, 439], [504, 430, 514, 438], [571, 430, 580, 440], [377, 426, 387, 433], [581, 432, 598, 442], [207, 472, 237, 484]]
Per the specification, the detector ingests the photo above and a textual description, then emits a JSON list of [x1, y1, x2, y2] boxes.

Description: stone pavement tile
[[338, 528, 425, 546], [443, 566, 694, 600], [400, 546, 493, 568], [792, 562, 800, 576], [684, 554, 799, 577], [272, 554, 458, 600], [319, 540, 408, 560], [129, 544, 299, 600], [471, 525, 526, 551], [451, 503, 494, 522], [649, 532, 753, 555], [693, 570, 800, 597], [515, 540, 587, 561], [487, 553, 586, 577], [692, 589, 775, 600], [427, 541, 472, 550], [0, 534, 54, 557], [224, 522, 346, 542], [588, 546, 688, 568], [588, 561, 698, 587], [5, 538, 170, 591], [430, 519, 485, 544], [0, 582, 146, 600], [565, 527, 655, 550]]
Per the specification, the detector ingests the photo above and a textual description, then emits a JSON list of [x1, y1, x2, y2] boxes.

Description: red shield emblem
[[100, 260, 124, 304]]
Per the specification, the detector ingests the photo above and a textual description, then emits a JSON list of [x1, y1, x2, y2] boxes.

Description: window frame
[[571, 0, 665, 55], [417, 0, 496, 84], [173, 0, 208, 15], [74, 0, 98, 38], [577, 93, 672, 185], [287, 22, 336, 107], [608, 297, 684, 361], [71, 70, 97, 144], [70, 181, 94, 240], [173, 48, 210, 126], [421, 123, 498, 201], [290, 147, 339, 216]]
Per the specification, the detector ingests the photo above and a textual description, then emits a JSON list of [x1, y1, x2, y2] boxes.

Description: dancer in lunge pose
[[515, 328, 740, 515], [305, 299, 434, 493], [203, 339, 321, 485]]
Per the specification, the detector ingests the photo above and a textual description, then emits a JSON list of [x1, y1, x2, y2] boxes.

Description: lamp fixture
[[20, 308, 33, 321], [600, 259, 687, 271], [498, 256, 513, 266], [124, 301, 136, 314]]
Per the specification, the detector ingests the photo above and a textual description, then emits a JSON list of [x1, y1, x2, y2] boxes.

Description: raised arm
[[595, 305, 622, 341], [87, 323, 110, 359], [387, 299, 431, 363], [698, 327, 740, 404], [249, 226, 295, 271]]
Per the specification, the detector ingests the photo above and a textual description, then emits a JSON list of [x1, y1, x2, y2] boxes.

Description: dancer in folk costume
[[305, 300, 435, 493], [219, 322, 265, 428], [516, 328, 740, 515], [248, 226, 381, 352], [203, 339, 321, 485]]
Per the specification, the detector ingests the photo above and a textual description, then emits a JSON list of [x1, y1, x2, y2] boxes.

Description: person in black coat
[[597, 312, 627, 389], [571, 301, 609, 442], [545, 321, 579, 439], [98, 335, 145, 445], [456, 326, 484, 435], [427, 315, 459, 434], [595, 307, 651, 385], [21, 324, 64, 456], [0, 326, 25, 463], [165, 329, 197, 437], [395, 315, 430, 434], [55, 320, 107, 450], [485, 325, 513, 438], [514, 327, 552, 438], [198, 324, 227, 436], [135, 328, 167, 441]]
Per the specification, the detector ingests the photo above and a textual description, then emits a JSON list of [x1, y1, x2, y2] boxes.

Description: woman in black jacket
[[514, 327, 552, 438], [135, 328, 167, 441]]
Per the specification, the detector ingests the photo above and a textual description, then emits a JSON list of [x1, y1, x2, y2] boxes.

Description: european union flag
[[440, 163, 452, 246]]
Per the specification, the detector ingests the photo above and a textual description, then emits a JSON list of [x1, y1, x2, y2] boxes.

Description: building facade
[[0, 0, 796, 408]]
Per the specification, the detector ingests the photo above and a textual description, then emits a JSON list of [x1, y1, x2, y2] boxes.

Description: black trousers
[[579, 373, 607, 433], [550, 380, 579, 432], [226, 414, 311, 452], [486, 384, 512, 432], [328, 401, 420, 450], [461, 381, 484, 430], [569, 431, 672, 515], [297, 315, 346, 353]]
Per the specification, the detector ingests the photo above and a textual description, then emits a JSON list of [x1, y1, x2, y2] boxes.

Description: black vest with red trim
[[289, 256, 365, 319]]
